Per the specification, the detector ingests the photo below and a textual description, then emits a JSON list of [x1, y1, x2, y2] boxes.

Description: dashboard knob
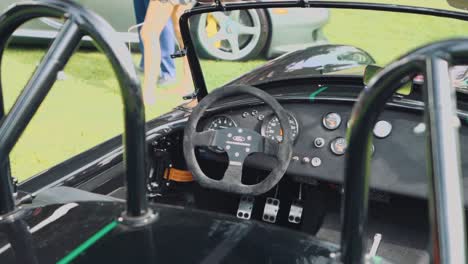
[[302, 157, 310, 164], [311, 157, 322, 167], [314, 137, 325, 148]]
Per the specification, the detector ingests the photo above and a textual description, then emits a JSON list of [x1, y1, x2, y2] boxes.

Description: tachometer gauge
[[204, 116, 237, 153], [261, 113, 299, 143], [206, 116, 237, 131]]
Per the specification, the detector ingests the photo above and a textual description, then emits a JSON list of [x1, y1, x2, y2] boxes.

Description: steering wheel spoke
[[192, 130, 217, 147], [223, 160, 244, 184], [262, 137, 279, 156]]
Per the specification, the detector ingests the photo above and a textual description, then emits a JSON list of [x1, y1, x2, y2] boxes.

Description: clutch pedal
[[237, 195, 254, 220], [262, 197, 280, 223]]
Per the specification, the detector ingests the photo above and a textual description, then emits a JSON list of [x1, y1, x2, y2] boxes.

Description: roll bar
[[0, 0, 150, 221], [343, 39, 468, 263]]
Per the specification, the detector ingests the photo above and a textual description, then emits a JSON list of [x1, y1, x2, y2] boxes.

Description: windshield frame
[[180, 1, 468, 99]]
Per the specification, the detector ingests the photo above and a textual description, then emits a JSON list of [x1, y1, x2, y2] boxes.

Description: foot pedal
[[262, 197, 280, 223], [369, 233, 382, 257], [237, 195, 254, 220], [288, 200, 303, 224]]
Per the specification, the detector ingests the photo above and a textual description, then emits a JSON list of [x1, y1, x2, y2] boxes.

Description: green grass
[[4, 2, 468, 181], [323, 8, 468, 65], [2, 48, 186, 180]]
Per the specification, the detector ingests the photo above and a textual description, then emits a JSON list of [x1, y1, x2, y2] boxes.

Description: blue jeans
[[133, 0, 176, 78]]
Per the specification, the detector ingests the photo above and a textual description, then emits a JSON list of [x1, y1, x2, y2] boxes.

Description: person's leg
[[159, 19, 176, 80], [141, 1, 173, 104]]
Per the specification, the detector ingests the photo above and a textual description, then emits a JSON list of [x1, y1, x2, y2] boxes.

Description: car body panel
[[266, 8, 329, 58], [1, 0, 138, 46], [0, 200, 337, 263], [227, 44, 375, 86]]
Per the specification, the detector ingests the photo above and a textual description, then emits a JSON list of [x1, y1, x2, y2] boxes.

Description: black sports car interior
[[34, 76, 468, 263], [4, 1, 468, 263]]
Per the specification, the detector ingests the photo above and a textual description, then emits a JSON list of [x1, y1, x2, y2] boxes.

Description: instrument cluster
[[201, 104, 394, 179]]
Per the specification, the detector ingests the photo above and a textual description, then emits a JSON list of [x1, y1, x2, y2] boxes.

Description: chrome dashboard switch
[[314, 137, 325, 148], [237, 195, 254, 220], [373, 120, 392, 138], [262, 197, 280, 223]]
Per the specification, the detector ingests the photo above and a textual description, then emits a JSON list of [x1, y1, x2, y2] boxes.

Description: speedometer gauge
[[261, 113, 299, 143], [206, 116, 237, 130]]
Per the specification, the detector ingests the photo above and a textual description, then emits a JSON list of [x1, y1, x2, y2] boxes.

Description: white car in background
[[0, 0, 329, 61]]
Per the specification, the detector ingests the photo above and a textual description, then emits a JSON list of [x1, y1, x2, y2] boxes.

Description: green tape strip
[[57, 220, 118, 264], [309, 86, 328, 101], [372, 255, 383, 264]]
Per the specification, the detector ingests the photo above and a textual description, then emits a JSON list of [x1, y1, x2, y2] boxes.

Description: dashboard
[[195, 84, 468, 204]]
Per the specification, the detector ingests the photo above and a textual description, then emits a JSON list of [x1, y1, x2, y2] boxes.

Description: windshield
[[187, 4, 468, 92]]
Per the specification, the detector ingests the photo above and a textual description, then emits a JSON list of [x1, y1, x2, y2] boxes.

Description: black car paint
[[18, 109, 189, 195], [226, 44, 375, 87], [0, 201, 337, 263]]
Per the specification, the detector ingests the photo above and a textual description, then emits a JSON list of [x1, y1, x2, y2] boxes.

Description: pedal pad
[[369, 233, 382, 257], [237, 195, 254, 220], [262, 197, 280, 223], [288, 200, 303, 224]]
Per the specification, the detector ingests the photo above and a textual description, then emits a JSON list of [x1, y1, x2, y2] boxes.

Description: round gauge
[[323, 113, 342, 130], [204, 116, 237, 153], [206, 116, 237, 131], [330, 137, 347, 156], [261, 113, 299, 143]]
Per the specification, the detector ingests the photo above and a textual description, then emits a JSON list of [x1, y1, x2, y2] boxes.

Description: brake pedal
[[262, 197, 280, 223], [288, 183, 303, 224], [288, 200, 303, 224], [237, 195, 254, 220]]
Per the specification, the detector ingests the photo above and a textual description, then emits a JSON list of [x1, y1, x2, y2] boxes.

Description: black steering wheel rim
[[183, 85, 293, 195]]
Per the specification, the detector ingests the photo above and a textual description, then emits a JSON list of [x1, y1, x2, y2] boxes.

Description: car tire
[[192, 9, 269, 61]]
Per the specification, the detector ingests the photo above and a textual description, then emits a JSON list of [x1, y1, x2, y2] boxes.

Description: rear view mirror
[[364, 65, 412, 95]]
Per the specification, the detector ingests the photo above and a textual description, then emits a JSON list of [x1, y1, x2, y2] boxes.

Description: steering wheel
[[183, 85, 293, 195]]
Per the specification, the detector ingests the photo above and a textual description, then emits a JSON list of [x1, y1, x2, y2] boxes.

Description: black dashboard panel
[[197, 97, 468, 203]]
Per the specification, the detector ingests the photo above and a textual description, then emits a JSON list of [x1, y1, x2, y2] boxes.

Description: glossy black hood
[[227, 44, 375, 86], [0, 201, 338, 263]]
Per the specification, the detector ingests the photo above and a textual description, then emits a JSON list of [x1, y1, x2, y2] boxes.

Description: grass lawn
[[4, 1, 468, 181]]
